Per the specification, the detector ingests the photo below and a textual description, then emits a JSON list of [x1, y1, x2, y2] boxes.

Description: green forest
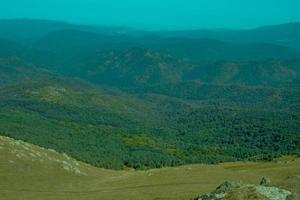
[[0, 19, 299, 169]]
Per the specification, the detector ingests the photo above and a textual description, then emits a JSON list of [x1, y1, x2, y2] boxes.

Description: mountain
[[0, 19, 72, 42], [2, 26, 294, 70], [0, 79, 179, 169], [0, 19, 134, 42], [230, 22, 300, 50], [73, 47, 194, 87], [18, 30, 300, 86], [29, 29, 138, 70], [142, 37, 300, 63], [2, 19, 300, 51], [184, 60, 300, 85], [0, 20, 299, 171], [0, 57, 56, 86], [157, 22, 300, 51], [34, 44, 300, 87], [0, 39, 25, 56], [1, 76, 299, 169], [32, 30, 300, 67]]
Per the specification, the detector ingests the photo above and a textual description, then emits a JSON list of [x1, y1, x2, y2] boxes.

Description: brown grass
[[0, 136, 299, 200]]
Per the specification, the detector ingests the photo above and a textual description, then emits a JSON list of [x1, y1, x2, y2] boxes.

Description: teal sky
[[1, 0, 300, 30]]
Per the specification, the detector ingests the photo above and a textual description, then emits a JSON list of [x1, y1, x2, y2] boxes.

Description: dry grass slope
[[0, 135, 299, 200]]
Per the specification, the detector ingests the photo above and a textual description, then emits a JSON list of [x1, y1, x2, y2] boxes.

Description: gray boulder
[[193, 179, 292, 200], [260, 177, 271, 186], [215, 181, 242, 193]]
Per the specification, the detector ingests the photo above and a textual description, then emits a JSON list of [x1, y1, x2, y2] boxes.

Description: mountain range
[[0, 19, 299, 170]]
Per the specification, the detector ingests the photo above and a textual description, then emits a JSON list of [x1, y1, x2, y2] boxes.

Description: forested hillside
[[0, 19, 299, 169]]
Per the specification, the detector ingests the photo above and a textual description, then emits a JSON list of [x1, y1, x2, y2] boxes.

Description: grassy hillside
[[0, 135, 299, 200]]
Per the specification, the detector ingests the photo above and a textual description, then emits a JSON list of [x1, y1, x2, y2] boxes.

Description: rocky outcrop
[[193, 178, 292, 200], [286, 192, 299, 200], [260, 177, 271, 186]]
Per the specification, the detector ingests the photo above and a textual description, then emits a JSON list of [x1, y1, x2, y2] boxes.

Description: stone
[[260, 177, 271, 186], [216, 181, 242, 192], [255, 185, 292, 200]]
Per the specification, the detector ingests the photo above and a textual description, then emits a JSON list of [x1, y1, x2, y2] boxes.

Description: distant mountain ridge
[[0, 37, 300, 87], [0, 18, 135, 42], [27, 29, 300, 72], [1, 18, 300, 50], [156, 22, 300, 51], [185, 60, 300, 85]]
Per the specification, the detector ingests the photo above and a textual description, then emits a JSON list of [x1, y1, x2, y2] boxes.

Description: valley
[[0, 18, 299, 200]]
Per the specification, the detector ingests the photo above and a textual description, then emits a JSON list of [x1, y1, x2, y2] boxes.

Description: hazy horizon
[[1, 0, 300, 30]]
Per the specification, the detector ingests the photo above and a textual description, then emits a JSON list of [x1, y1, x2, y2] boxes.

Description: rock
[[216, 181, 242, 193], [287, 191, 300, 200], [226, 188, 270, 200], [255, 185, 292, 200], [193, 181, 242, 200], [193, 180, 293, 200], [260, 177, 271, 186]]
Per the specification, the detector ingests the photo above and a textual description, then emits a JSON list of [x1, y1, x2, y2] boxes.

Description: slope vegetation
[[0, 135, 299, 200]]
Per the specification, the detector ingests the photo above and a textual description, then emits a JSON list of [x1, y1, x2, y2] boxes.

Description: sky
[[1, 0, 300, 30]]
